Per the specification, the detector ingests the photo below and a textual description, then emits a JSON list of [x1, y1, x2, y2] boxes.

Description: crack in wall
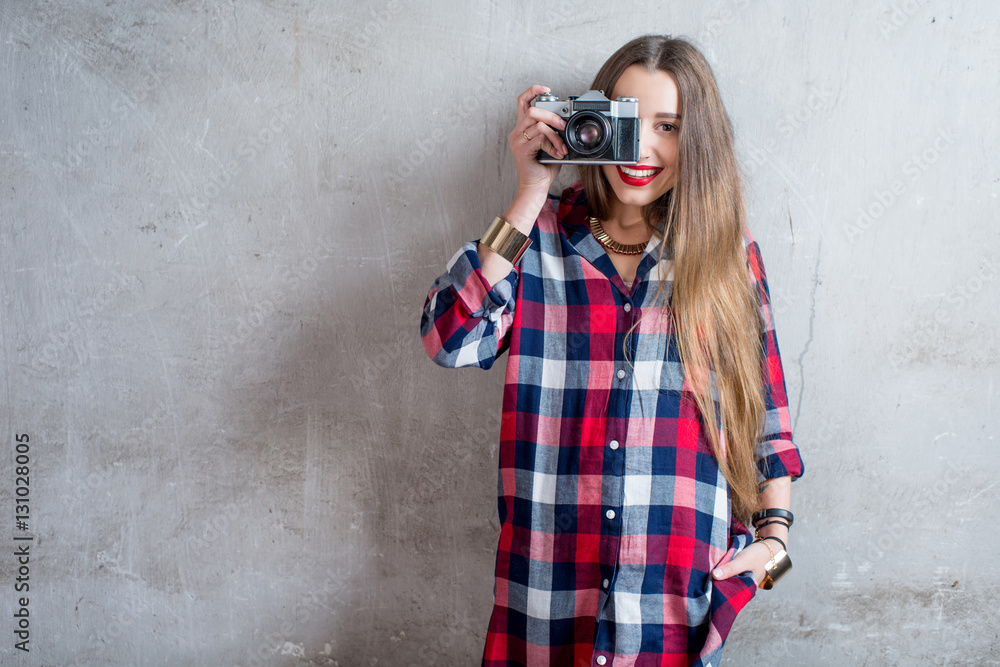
[[793, 238, 821, 433]]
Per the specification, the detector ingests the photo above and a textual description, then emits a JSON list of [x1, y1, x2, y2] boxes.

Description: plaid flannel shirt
[[420, 182, 804, 667]]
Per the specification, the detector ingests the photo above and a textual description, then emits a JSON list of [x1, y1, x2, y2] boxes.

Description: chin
[[608, 181, 673, 209], [614, 189, 663, 207]]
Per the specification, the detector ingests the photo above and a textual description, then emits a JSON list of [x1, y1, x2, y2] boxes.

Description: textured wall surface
[[1, 1, 997, 665]]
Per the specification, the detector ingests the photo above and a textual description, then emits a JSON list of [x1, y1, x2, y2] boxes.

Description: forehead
[[611, 64, 681, 115]]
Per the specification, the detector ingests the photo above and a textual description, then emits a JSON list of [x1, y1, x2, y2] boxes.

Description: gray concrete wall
[[1, 1, 996, 664]]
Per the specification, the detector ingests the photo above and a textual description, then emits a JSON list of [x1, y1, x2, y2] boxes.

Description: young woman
[[421, 35, 804, 666]]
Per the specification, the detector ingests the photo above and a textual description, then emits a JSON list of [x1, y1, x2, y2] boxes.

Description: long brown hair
[[581, 36, 766, 523]]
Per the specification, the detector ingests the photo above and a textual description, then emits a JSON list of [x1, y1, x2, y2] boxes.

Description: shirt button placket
[[601, 296, 628, 667]]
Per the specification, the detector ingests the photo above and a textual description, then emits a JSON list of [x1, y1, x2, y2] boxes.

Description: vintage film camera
[[531, 90, 639, 164]]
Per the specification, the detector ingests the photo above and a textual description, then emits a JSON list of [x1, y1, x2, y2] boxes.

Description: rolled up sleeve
[[420, 241, 520, 369], [745, 235, 805, 483]]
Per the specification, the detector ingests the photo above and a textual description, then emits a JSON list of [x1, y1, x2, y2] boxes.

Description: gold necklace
[[589, 217, 648, 255]]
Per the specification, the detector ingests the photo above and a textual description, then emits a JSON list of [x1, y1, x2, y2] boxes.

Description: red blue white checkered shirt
[[420, 182, 804, 666]]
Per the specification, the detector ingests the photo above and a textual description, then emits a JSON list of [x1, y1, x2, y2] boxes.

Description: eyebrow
[[653, 112, 682, 120]]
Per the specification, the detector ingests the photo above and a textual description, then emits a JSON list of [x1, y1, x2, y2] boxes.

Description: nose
[[637, 119, 655, 161]]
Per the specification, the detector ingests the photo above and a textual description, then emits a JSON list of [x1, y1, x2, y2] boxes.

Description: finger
[[712, 562, 756, 581], [540, 138, 562, 160], [509, 125, 542, 152], [712, 544, 766, 580], [517, 85, 552, 119], [513, 125, 564, 161], [712, 562, 735, 580], [522, 105, 567, 131], [529, 121, 567, 157], [518, 115, 567, 148]]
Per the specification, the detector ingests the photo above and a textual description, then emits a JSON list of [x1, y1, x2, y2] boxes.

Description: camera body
[[531, 90, 639, 164]]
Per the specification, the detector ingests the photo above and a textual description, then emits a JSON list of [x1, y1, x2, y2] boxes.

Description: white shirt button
[[602, 578, 609, 588], [606, 509, 615, 520], [609, 440, 619, 450], [616, 369, 625, 379], [623, 303, 632, 312], [597, 656, 607, 666]]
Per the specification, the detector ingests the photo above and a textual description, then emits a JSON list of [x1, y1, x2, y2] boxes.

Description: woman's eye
[[657, 123, 676, 132]]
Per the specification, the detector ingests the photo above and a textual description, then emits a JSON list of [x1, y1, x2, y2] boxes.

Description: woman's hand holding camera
[[479, 85, 569, 281], [509, 84, 568, 195]]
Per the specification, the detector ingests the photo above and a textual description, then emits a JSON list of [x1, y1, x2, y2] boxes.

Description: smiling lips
[[616, 164, 663, 186]]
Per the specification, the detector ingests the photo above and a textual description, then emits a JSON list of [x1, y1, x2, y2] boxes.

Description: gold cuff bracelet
[[481, 216, 532, 265], [755, 538, 793, 589]]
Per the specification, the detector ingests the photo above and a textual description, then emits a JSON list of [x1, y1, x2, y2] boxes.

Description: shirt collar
[[556, 182, 672, 295]]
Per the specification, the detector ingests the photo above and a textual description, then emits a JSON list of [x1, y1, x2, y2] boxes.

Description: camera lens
[[575, 121, 603, 149], [565, 111, 612, 157]]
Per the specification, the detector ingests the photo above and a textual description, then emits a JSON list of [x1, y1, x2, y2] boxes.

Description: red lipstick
[[616, 165, 663, 186]]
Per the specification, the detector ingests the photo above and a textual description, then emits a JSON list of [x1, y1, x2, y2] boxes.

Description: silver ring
[[522, 131, 531, 141]]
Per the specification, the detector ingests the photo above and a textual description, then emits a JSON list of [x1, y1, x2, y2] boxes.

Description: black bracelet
[[756, 519, 790, 531], [760, 535, 787, 551], [752, 508, 794, 528]]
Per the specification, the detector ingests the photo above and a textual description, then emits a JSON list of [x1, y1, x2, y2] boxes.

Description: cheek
[[666, 139, 681, 164]]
